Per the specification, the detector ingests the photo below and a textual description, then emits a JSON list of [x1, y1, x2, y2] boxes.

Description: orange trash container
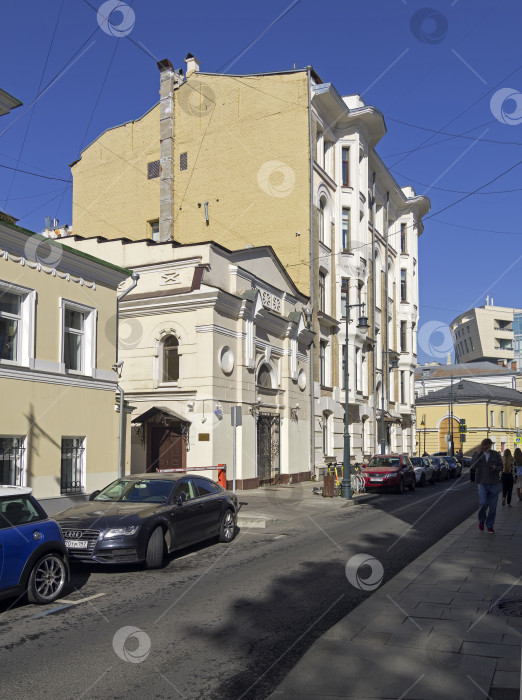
[[217, 464, 227, 488]]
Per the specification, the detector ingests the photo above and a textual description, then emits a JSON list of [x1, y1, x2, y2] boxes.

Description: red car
[[362, 454, 416, 494]]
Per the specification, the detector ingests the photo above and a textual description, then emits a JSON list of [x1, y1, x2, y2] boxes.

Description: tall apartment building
[[71, 56, 430, 469], [451, 299, 522, 368]]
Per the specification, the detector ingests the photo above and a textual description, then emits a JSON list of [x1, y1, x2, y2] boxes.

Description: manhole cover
[[489, 597, 522, 617]]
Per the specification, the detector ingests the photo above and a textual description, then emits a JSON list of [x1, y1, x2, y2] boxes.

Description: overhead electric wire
[[3, 0, 65, 210], [0, 163, 71, 182], [389, 168, 522, 196], [388, 61, 522, 169], [431, 218, 522, 235]]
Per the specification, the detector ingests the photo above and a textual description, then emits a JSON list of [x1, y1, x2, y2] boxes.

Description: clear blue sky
[[1, 0, 521, 363]]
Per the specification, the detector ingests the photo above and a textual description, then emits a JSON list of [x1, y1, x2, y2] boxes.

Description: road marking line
[[30, 593, 106, 618], [66, 592, 106, 605]]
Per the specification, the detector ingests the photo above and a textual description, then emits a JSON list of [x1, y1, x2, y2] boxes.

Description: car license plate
[[65, 539, 89, 549], [370, 477, 384, 482]]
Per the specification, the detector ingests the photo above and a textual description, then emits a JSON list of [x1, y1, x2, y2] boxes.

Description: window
[[64, 308, 85, 371], [194, 477, 219, 497], [342, 147, 349, 187], [0, 282, 35, 366], [322, 412, 331, 455], [149, 220, 160, 242], [180, 152, 188, 171], [318, 197, 326, 243], [356, 347, 362, 392], [319, 272, 326, 313], [257, 363, 276, 389], [61, 300, 96, 375], [400, 321, 407, 352], [400, 371, 406, 404], [61, 437, 85, 494], [0, 495, 45, 529], [400, 269, 407, 302], [401, 223, 407, 253], [147, 160, 160, 179], [163, 335, 180, 382], [342, 208, 351, 250], [0, 290, 21, 362], [341, 278, 349, 317], [490, 410, 495, 426], [500, 411, 505, 428], [319, 341, 327, 386], [0, 437, 25, 486]]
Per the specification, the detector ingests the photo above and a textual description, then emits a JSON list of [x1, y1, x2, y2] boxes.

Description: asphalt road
[[0, 475, 477, 700]]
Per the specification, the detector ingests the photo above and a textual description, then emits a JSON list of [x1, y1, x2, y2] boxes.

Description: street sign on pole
[[515, 436, 522, 446], [459, 424, 467, 433]]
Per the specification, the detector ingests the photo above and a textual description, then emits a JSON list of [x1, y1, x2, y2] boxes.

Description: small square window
[[149, 220, 160, 242], [180, 152, 188, 171], [147, 160, 160, 179]]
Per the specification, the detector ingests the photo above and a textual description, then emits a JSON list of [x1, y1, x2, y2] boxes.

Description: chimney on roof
[[157, 59, 183, 243], [184, 53, 200, 77]]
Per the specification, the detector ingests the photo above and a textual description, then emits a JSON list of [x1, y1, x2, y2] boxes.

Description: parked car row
[[362, 453, 464, 494], [0, 473, 239, 607]]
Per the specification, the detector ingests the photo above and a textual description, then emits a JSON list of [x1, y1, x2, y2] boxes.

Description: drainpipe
[[486, 400, 490, 441], [116, 272, 140, 478], [307, 66, 316, 477], [371, 172, 377, 453]]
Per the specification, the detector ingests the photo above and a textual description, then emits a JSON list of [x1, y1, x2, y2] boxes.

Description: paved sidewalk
[[235, 481, 375, 528], [269, 499, 522, 700]]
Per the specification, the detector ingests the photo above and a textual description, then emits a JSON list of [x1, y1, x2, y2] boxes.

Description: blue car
[[0, 486, 69, 605]]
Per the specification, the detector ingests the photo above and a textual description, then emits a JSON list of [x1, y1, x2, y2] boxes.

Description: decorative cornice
[[0, 249, 96, 288], [0, 364, 117, 390]]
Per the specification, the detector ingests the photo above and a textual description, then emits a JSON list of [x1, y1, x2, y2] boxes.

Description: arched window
[[257, 363, 273, 389], [162, 336, 179, 382], [318, 196, 326, 243]]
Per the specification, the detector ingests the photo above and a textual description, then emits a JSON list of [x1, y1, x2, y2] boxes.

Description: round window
[[219, 346, 235, 374], [298, 368, 307, 391]]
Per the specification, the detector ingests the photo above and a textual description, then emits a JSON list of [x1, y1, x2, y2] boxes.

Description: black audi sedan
[[54, 473, 238, 568]]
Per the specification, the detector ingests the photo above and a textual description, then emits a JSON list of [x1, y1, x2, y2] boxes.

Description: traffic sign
[[515, 437, 522, 445], [459, 425, 467, 433]]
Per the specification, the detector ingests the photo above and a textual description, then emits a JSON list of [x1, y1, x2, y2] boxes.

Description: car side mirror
[[89, 490, 100, 501], [177, 492, 187, 506]]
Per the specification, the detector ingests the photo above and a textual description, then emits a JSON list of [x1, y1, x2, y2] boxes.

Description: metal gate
[[257, 413, 280, 484]]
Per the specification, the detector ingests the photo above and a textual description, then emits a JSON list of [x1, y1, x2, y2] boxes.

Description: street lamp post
[[342, 303, 370, 500], [449, 376, 454, 457], [380, 351, 400, 454], [420, 413, 426, 455]]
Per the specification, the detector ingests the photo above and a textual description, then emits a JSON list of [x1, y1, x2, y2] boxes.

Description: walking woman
[[501, 449, 514, 507], [514, 448, 522, 502]]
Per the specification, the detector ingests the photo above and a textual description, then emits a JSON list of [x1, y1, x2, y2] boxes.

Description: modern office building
[[451, 299, 522, 367]]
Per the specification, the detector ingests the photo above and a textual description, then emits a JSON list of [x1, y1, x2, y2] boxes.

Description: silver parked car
[[410, 457, 436, 486]]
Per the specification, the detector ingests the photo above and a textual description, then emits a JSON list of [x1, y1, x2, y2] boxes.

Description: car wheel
[[408, 476, 416, 492], [27, 553, 67, 604], [219, 510, 236, 543], [396, 479, 404, 495], [145, 527, 165, 569]]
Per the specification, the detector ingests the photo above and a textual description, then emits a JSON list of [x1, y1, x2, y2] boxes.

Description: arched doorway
[[438, 417, 462, 452]]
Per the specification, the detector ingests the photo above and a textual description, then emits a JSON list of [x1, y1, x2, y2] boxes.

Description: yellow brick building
[[416, 380, 522, 457], [71, 56, 430, 471]]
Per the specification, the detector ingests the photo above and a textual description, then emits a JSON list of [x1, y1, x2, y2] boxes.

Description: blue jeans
[[478, 483, 501, 528]]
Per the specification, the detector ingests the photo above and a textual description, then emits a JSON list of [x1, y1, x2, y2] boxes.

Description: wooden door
[[148, 425, 186, 472]]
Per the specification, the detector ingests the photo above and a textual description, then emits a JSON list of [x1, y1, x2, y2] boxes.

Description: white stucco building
[[63, 235, 313, 488]]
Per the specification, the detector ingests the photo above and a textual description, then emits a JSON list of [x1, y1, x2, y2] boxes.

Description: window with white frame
[[490, 410, 495, 426], [322, 412, 331, 455], [318, 196, 326, 244], [319, 341, 326, 386], [400, 269, 407, 302], [400, 371, 406, 404], [342, 208, 351, 251], [319, 271, 326, 313], [0, 281, 36, 366], [342, 147, 350, 187], [61, 300, 96, 375], [0, 437, 25, 486], [162, 335, 180, 383], [60, 437, 85, 494], [356, 347, 363, 392], [500, 410, 505, 427]]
